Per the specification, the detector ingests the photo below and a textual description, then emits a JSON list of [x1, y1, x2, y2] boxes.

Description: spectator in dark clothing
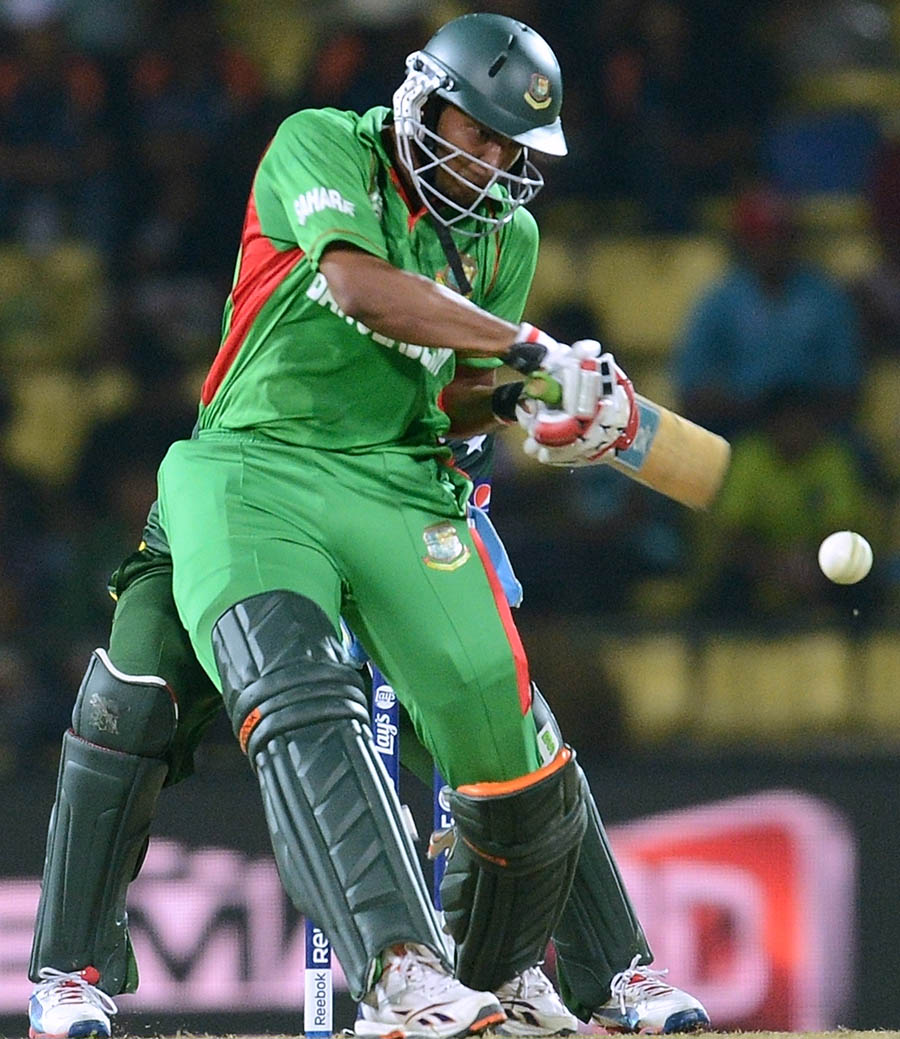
[[0, 17, 119, 254]]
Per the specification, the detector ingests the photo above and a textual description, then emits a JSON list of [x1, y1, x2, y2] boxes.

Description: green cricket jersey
[[197, 106, 539, 453]]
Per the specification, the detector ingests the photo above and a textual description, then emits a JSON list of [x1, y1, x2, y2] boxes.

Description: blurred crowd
[[1, 0, 900, 764]]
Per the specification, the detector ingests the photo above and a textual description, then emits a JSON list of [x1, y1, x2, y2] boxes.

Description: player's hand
[[516, 355, 638, 464], [505, 324, 609, 420]]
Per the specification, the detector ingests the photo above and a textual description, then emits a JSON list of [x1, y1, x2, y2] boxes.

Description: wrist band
[[504, 343, 547, 374]]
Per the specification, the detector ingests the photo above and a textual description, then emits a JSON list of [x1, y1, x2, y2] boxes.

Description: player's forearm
[[319, 245, 518, 356]]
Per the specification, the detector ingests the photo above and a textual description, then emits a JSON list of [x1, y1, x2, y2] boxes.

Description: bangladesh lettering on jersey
[[305, 270, 451, 376], [198, 105, 540, 457]]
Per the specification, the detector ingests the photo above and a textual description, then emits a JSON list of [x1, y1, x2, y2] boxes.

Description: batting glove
[[518, 353, 638, 464], [506, 325, 612, 421]]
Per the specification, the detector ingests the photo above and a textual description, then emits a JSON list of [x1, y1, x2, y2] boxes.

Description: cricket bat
[[525, 377, 730, 510]]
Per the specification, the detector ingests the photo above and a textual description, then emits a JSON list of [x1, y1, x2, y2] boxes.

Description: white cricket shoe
[[28, 966, 117, 1038], [494, 965, 577, 1036], [355, 943, 506, 1039], [592, 956, 709, 1034]]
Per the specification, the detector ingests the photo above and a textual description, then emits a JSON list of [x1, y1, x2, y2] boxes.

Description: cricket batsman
[[28, 13, 709, 1039]]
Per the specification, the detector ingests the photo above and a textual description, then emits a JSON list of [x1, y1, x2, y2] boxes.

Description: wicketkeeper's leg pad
[[531, 688, 652, 1019], [29, 649, 179, 994], [212, 590, 448, 999], [71, 648, 178, 756], [29, 735, 167, 994], [441, 746, 588, 992]]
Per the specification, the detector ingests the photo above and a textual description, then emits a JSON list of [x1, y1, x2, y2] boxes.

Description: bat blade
[[605, 394, 730, 510], [520, 377, 729, 509]]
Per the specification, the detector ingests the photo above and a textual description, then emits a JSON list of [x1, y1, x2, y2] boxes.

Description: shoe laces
[[382, 943, 456, 997], [35, 967, 118, 1017], [505, 965, 554, 1000], [609, 955, 671, 1015]]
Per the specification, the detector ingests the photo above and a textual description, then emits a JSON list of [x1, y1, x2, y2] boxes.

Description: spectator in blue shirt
[[672, 184, 862, 440]]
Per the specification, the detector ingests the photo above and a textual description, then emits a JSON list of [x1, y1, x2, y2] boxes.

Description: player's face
[[432, 104, 522, 206]]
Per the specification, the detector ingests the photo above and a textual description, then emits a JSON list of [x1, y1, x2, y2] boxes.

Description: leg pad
[[212, 591, 448, 999], [72, 649, 177, 757], [441, 747, 587, 991], [531, 688, 652, 1019], [29, 731, 167, 993]]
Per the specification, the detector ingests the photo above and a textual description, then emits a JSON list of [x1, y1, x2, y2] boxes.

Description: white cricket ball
[[818, 531, 873, 585]]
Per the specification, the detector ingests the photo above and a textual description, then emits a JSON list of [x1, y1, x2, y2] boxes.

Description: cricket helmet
[[393, 12, 566, 237]]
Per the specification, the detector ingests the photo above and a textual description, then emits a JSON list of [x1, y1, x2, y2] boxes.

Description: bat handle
[[523, 373, 563, 408]]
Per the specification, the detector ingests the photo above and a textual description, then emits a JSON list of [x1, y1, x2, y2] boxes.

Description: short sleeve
[[254, 109, 389, 266]]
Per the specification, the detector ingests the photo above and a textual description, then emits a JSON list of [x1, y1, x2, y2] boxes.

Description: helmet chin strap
[[413, 96, 468, 295], [418, 105, 473, 296], [390, 108, 474, 298], [385, 118, 472, 297], [431, 218, 472, 297]]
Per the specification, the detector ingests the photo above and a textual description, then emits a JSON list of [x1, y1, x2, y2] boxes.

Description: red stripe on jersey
[[485, 233, 502, 296], [387, 166, 427, 230], [201, 193, 305, 406], [470, 524, 532, 715]]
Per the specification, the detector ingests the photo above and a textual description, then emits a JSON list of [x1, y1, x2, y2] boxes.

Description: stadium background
[[2, 0, 900, 1032]]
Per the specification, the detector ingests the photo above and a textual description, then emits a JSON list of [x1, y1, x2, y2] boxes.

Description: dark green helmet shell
[[392, 13, 564, 236], [422, 13, 566, 156]]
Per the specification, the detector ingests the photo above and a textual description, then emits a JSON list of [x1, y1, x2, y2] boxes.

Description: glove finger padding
[[557, 341, 604, 420], [507, 330, 606, 418], [567, 340, 623, 416], [515, 351, 620, 447], [527, 366, 638, 466], [525, 407, 582, 449], [440, 747, 588, 991]]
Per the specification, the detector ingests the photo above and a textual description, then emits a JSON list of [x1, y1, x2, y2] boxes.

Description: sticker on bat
[[613, 398, 660, 472]]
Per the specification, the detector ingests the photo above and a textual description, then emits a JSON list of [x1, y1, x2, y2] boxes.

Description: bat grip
[[523, 373, 563, 408]]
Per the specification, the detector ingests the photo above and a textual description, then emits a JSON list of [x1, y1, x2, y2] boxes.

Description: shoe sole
[[29, 1026, 109, 1039], [661, 1009, 710, 1034], [469, 1009, 508, 1034], [496, 1028, 577, 1037], [495, 1012, 577, 1037], [355, 1005, 507, 1039], [592, 1008, 710, 1035]]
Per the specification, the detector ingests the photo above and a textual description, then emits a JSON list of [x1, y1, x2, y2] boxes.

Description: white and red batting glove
[[505, 323, 638, 464], [505, 324, 607, 419]]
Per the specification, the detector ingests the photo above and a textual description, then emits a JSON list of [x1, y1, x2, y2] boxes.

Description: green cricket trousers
[[157, 432, 541, 786]]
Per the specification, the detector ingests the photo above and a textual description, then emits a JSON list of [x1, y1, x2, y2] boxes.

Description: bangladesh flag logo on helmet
[[525, 73, 552, 110]]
